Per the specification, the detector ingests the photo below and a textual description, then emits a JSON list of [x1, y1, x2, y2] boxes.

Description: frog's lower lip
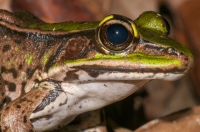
[[68, 65, 186, 81]]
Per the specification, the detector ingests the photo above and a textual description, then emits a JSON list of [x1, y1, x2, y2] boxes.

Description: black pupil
[[106, 24, 128, 45]]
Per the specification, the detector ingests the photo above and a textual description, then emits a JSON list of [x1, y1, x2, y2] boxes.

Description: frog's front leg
[[0, 79, 62, 132]]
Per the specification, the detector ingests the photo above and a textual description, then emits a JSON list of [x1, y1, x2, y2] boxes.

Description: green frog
[[0, 9, 194, 132]]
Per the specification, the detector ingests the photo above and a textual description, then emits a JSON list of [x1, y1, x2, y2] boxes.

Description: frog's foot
[[0, 74, 5, 104], [0, 79, 59, 132]]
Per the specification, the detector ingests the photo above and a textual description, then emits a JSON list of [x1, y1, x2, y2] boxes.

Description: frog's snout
[[186, 56, 194, 72], [179, 51, 194, 73]]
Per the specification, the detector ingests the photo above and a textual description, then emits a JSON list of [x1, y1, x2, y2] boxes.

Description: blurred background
[[1, 0, 200, 131]]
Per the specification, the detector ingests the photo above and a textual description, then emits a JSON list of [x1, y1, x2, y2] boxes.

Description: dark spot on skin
[[74, 66, 104, 78], [87, 70, 100, 78], [18, 64, 23, 70], [185, 57, 188, 61], [1, 66, 18, 78], [19, 98, 33, 103], [72, 66, 106, 78], [21, 82, 27, 96], [15, 39, 22, 45], [104, 84, 107, 87], [79, 105, 82, 108], [2, 44, 11, 52], [22, 110, 25, 114], [7, 82, 16, 92], [35, 95, 39, 99], [52, 106, 54, 109], [26, 68, 35, 79], [23, 116, 27, 123], [16, 105, 21, 109], [64, 70, 79, 81]]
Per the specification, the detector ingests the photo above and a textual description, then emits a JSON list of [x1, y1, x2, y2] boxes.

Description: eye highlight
[[106, 24, 128, 45], [96, 14, 138, 54]]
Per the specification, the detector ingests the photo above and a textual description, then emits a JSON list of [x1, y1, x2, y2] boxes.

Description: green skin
[[0, 9, 194, 132]]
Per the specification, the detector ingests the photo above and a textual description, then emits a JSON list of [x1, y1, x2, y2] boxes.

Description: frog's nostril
[[166, 47, 179, 56], [167, 47, 173, 53]]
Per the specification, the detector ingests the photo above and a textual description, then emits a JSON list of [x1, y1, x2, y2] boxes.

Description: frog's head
[[48, 11, 194, 82]]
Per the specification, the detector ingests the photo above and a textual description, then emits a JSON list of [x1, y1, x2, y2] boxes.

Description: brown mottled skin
[[1, 88, 50, 132], [0, 10, 96, 131]]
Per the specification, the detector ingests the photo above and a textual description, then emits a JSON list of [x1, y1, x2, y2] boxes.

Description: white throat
[[31, 80, 149, 131], [61, 80, 149, 115]]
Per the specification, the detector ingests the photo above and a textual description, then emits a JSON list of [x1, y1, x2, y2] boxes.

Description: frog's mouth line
[[72, 65, 186, 74]]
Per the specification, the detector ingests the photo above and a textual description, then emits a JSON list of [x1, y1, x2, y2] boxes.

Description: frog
[[0, 9, 194, 132]]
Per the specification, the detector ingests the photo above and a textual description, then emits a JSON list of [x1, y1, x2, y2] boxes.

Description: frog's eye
[[96, 15, 138, 54], [163, 17, 170, 36], [106, 24, 128, 45]]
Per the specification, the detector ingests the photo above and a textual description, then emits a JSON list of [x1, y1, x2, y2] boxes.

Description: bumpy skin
[[0, 9, 194, 132]]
